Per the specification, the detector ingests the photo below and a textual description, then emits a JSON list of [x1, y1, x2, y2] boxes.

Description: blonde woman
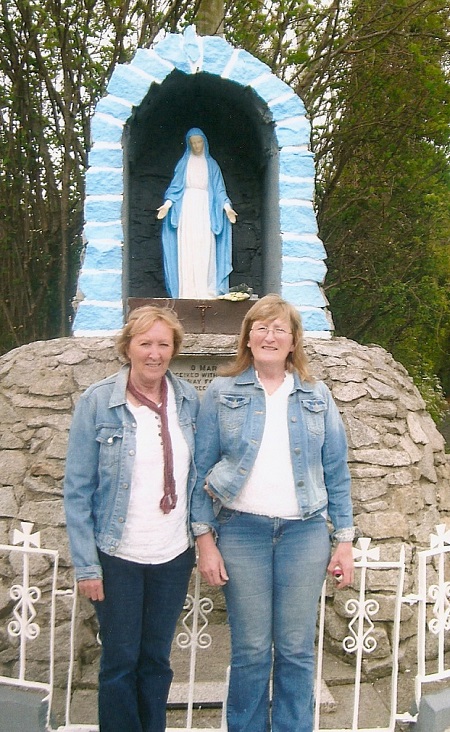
[[64, 306, 199, 732], [191, 294, 354, 732]]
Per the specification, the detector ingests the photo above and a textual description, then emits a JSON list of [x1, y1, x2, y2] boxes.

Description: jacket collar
[[235, 364, 315, 394], [108, 364, 194, 409], [109, 364, 130, 408]]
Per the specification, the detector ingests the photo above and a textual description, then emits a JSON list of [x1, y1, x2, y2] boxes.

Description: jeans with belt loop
[[94, 547, 195, 732], [218, 510, 330, 732]]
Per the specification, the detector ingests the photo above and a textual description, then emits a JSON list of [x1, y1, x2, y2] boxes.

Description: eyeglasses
[[251, 325, 292, 337]]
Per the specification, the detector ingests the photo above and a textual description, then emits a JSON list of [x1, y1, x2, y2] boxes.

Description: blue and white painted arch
[[74, 25, 332, 337]]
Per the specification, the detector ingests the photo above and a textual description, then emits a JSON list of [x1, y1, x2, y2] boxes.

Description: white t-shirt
[[231, 372, 301, 518], [116, 381, 190, 564]]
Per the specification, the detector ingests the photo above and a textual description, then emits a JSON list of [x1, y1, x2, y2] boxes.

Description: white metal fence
[[1, 521, 449, 731]]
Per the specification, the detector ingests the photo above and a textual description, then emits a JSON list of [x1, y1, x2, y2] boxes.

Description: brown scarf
[[127, 376, 177, 514]]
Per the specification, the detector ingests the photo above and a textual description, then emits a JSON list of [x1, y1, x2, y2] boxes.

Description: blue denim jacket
[[191, 365, 352, 536], [64, 365, 199, 581]]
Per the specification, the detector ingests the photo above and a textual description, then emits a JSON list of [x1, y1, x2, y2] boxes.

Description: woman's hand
[[78, 578, 105, 602], [327, 541, 354, 589], [196, 532, 229, 587]]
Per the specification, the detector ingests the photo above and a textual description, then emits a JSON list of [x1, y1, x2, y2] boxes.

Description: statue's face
[[189, 135, 204, 155]]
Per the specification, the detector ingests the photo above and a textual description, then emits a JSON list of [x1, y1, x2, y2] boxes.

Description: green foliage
[[0, 0, 448, 417], [0, 0, 193, 350], [408, 360, 448, 424], [314, 0, 450, 406]]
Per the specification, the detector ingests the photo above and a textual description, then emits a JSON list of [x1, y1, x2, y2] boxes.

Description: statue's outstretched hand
[[225, 206, 237, 224], [157, 201, 172, 220]]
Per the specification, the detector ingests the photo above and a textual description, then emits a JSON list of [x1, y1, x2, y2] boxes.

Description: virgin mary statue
[[157, 128, 237, 299]]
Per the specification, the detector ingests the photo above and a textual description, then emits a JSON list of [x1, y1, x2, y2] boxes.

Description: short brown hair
[[116, 306, 184, 362], [221, 294, 314, 381]]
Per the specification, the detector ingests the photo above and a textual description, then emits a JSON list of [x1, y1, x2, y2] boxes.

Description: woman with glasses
[[191, 293, 354, 732]]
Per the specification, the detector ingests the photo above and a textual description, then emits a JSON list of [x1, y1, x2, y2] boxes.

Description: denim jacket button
[[110, 546, 116, 553], [291, 416, 298, 422], [107, 437, 113, 444], [294, 447, 301, 454], [129, 450, 135, 456], [297, 480, 305, 487], [118, 516, 125, 523]]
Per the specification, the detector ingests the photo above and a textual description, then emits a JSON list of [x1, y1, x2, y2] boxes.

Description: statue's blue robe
[[161, 128, 232, 298]]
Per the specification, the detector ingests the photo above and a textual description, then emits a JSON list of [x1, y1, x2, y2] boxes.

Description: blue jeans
[[94, 547, 195, 732], [217, 511, 330, 732]]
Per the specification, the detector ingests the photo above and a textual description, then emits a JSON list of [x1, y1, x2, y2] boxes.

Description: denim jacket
[[191, 365, 352, 536], [64, 365, 199, 581]]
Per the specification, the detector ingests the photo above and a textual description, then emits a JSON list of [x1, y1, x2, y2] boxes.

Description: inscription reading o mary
[[171, 357, 226, 393]]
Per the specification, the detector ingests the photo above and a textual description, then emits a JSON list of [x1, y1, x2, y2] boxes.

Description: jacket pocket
[[218, 394, 251, 436], [301, 398, 326, 435], [219, 394, 250, 409], [96, 425, 124, 467]]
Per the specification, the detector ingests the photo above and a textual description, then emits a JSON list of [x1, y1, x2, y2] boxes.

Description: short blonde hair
[[116, 306, 184, 363], [220, 294, 314, 381]]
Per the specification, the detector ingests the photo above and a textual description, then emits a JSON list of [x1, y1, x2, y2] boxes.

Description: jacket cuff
[[332, 527, 356, 543], [75, 564, 103, 582], [192, 522, 216, 538]]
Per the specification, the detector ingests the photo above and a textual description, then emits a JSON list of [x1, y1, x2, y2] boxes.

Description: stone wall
[[0, 334, 449, 695]]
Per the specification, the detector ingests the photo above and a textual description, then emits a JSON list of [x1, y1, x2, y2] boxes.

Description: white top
[[178, 153, 216, 298], [231, 372, 301, 518], [116, 381, 190, 564]]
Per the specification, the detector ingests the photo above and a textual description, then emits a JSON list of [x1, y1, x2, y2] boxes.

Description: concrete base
[[415, 688, 450, 732], [168, 678, 336, 711], [0, 684, 49, 731]]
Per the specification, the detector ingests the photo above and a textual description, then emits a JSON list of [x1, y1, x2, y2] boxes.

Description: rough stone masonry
[[0, 333, 449, 695]]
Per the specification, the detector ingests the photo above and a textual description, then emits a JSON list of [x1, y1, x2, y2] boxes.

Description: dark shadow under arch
[[124, 70, 281, 300]]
